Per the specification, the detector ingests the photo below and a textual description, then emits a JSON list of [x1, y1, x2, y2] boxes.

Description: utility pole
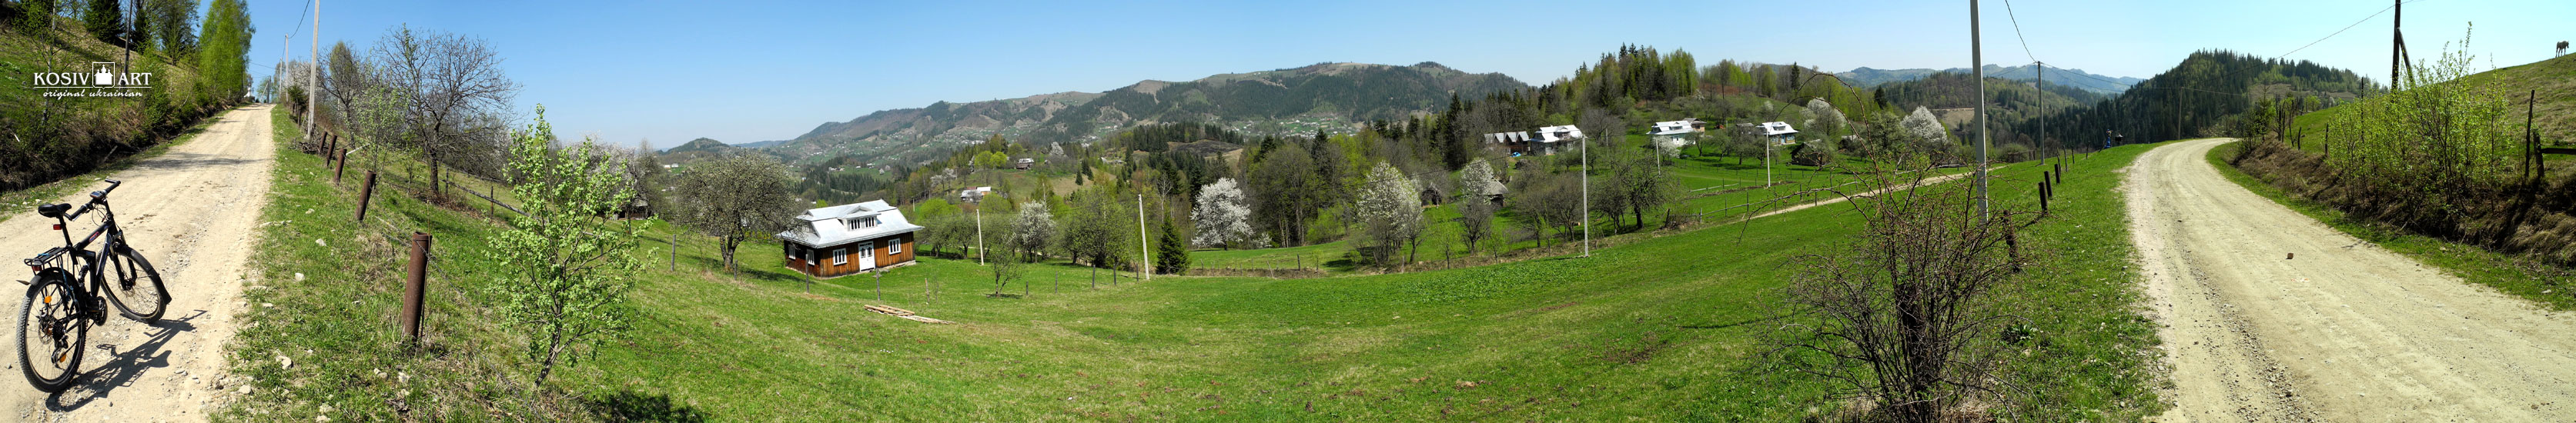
[[2036, 62, 2046, 162], [2391, 0, 2403, 86], [974, 204, 985, 265], [1971, 0, 1991, 218], [1136, 194, 1152, 280], [306, 0, 318, 145], [1580, 132, 1591, 258]]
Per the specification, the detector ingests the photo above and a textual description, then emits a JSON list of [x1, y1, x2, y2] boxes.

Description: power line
[[2000, 0, 2038, 64]]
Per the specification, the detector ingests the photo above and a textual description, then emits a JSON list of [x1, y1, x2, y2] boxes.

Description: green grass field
[[226, 105, 2163, 421]]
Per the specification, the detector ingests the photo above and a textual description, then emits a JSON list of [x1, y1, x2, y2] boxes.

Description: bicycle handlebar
[[91, 178, 121, 199], [65, 179, 119, 221]]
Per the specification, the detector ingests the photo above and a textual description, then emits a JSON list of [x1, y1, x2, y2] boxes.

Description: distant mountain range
[[1838, 64, 2144, 94], [670, 62, 1527, 165]]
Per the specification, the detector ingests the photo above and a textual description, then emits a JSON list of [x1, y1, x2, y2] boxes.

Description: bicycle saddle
[[35, 203, 70, 218]]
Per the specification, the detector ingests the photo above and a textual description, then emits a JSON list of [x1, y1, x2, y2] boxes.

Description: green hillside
[[0, 5, 252, 191], [229, 105, 2164, 421]]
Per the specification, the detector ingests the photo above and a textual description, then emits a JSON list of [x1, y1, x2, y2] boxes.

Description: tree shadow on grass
[[581, 390, 708, 422]]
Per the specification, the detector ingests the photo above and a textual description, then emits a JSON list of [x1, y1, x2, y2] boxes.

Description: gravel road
[[2129, 138, 2576, 421], [0, 105, 275, 421]]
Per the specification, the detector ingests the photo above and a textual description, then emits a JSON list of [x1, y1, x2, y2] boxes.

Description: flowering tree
[[1006, 201, 1056, 261], [1457, 161, 1501, 253], [1900, 106, 1951, 154], [1191, 178, 1255, 248], [1352, 162, 1422, 265]]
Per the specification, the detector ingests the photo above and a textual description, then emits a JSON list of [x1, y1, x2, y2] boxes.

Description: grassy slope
[[2208, 142, 2574, 310], [2289, 54, 2576, 155], [227, 102, 2162, 421], [0, 18, 218, 221], [2250, 53, 2576, 310]]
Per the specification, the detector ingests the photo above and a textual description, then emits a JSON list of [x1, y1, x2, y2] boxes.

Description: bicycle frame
[[21, 182, 131, 320]]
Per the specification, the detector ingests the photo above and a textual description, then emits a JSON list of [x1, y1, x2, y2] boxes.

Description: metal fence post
[[356, 171, 379, 222], [401, 232, 431, 341]]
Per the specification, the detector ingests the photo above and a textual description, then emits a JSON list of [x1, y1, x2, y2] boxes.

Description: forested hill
[[761, 62, 1527, 166], [1874, 72, 2110, 148], [2036, 50, 2375, 146]]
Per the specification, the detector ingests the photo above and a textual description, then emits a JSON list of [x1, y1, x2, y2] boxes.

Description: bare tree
[[373, 25, 519, 198], [667, 154, 800, 272], [1776, 168, 2036, 422]]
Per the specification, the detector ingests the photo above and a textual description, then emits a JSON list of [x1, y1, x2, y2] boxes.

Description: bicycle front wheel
[[19, 277, 88, 393], [104, 247, 168, 322]]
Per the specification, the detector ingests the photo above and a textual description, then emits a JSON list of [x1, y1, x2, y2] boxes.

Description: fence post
[[2039, 180, 2051, 213], [401, 232, 432, 342], [333, 149, 349, 185], [356, 171, 379, 222], [875, 270, 882, 301]]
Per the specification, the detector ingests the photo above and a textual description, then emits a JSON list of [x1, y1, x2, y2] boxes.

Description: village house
[[958, 186, 995, 203], [1485, 125, 1586, 156], [776, 200, 921, 278], [1015, 158, 1035, 170], [1743, 122, 1799, 145], [1649, 118, 1705, 152]]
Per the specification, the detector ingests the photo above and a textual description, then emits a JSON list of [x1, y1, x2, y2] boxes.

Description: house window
[[805, 247, 816, 265], [846, 216, 879, 231], [888, 238, 902, 255], [833, 248, 848, 265]]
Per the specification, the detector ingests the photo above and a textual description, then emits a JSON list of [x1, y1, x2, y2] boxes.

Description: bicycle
[[17, 178, 169, 392]]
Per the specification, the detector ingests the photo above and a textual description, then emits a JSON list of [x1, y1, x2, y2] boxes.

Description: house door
[[858, 241, 877, 271]]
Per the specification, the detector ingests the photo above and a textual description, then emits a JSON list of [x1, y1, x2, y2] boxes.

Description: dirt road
[[0, 105, 275, 421], [2128, 138, 2576, 421]]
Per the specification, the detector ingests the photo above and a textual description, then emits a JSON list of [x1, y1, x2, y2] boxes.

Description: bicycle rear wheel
[[104, 246, 168, 322], [18, 277, 88, 393]]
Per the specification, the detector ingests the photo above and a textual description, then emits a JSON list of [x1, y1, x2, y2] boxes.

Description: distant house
[[959, 186, 995, 203], [1471, 178, 1506, 206], [1417, 175, 1450, 206], [1743, 122, 1799, 145], [776, 200, 921, 278], [1484, 131, 1534, 154], [1650, 118, 1706, 155], [1015, 158, 1035, 170], [1487, 125, 1585, 156]]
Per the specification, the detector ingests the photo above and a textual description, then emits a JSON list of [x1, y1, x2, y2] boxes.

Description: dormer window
[[846, 216, 879, 231]]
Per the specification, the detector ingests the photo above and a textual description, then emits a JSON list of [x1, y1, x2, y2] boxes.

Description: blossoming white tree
[[1191, 178, 1255, 248], [1352, 162, 1422, 265], [1007, 201, 1056, 261]]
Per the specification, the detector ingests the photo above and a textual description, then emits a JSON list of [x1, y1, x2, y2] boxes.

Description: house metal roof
[[1650, 119, 1702, 136], [1754, 122, 1798, 136], [1534, 125, 1584, 143], [776, 200, 924, 248]]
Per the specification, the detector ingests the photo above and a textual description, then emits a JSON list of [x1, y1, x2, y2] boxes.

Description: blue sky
[[240, 0, 2570, 149]]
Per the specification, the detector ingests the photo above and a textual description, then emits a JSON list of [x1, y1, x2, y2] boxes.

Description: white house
[[1749, 122, 1800, 145], [775, 200, 922, 278], [1650, 118, 1705, 155], [958, 186, 995, 203], [1534, 125, 1585, 144]]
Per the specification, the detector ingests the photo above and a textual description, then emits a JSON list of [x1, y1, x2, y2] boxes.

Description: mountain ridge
[[753, 62, 1527, 165], [1839, 64, 2145, 93]]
